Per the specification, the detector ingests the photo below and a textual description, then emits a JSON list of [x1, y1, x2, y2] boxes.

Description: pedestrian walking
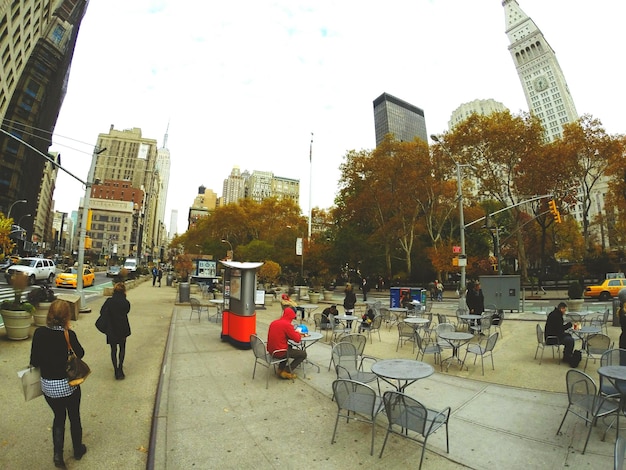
[[157, 266, 163, 287], [100, 282, 131, 379], [152, 266, 158, 286], [30, 300, 88, 468]]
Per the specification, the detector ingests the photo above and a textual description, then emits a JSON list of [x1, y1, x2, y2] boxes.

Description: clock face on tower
[[533, 76, 549, 92]]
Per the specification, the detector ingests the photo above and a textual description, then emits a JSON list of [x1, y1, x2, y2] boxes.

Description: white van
[[123, 258, 138, 276]]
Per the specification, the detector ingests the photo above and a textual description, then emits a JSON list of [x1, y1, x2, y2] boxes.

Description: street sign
[[453, 246, 461, 253]]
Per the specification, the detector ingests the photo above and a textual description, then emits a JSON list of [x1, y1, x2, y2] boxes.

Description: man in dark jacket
[[545, 302, 574, 361], [267, 307, 306, 379]]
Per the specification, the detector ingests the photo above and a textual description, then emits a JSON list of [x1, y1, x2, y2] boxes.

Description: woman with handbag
[[100, 282, 131, 380], [30, 300, 87, 468]]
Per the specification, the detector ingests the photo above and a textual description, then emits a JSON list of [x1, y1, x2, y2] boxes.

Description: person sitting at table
[[358, 308, 376, 333], [280, 293, 305, 321], [545, 302, 574, 363], [267, 307, 306, 380], [321, 304, 339, 329], [400, 291, 414, 311]]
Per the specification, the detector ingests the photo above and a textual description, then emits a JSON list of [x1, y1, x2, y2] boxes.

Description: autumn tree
[[562, 115, 623, 250], [442, 111, 547, 282], [0, 212, 15, 258]]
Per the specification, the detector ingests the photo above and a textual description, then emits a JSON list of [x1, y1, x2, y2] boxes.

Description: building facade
[[503, 0, 578, 143], [448, 99, 508, 130], [373, 92, 428, 146], [0, 0, 88, 255], [91, 126, 167, 263]]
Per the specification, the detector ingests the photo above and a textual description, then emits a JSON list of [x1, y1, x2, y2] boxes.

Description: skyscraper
[[373, 92, 428, 147], [503, 0, 578, 142], [0, 0, 88, 252]]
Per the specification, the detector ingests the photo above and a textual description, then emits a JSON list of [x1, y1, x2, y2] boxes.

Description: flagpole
[[308, 132, 313, 241]]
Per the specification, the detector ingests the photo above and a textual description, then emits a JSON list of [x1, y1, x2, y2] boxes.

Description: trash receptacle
[[179, 282, 190, 303], [166, 273, 174, 287]]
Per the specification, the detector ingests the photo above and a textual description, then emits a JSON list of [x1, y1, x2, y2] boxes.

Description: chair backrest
[[190, 297, 200, 309], [615, 435, 626, 470], [536, 324, 544, 344], [485, 304, 497, 313], [332, 379, 380, 416], [313, 313, 322, 329], [600, 348, 626, 367], [437, 313, 447, 325], [332, 342, 359, 372], [568, 313, 583, 323], [484, 332, 499, 352], [398, 321, 415, 337], [382, 390, 429, 435], [565, 369, 597, 407], [380, 307, 391, 323], [586, 334, 612, 355], [480, 315, 492, 329], [437, 323, 456, 335], [338, 334, 367, 356], [370, 315, 383, 330], [250, 334, 269, 362]]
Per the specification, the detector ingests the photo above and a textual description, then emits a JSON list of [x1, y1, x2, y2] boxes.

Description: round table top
[[458, 314, 482, 320], [575, 326, 601, 334], [567, 311, 593, 317], [598, 365, 626, 381], [298, 304, 319, 310], [371, 359, 434, 381], [389, 307, 408, 312], [404, 317, 429, 325], [438, 331, 474, 341], [209, 299, 224, 304], [299, 331, 323, 342], [336, 315, 357, 321]]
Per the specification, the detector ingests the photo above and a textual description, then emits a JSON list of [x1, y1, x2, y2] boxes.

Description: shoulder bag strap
[[63, 329, 74, 353]]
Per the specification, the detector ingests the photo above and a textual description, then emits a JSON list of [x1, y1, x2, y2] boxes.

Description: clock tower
[[503, 0, 578, 141]]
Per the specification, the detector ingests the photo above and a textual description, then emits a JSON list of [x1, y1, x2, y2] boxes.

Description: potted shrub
[[567, 280, 584, 312], [1, 272, 35, 340], [27, 285, 57, 326]]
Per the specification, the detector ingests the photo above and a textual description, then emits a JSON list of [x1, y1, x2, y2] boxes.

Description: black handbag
[[64, 329, 91, 386], [95, 305, 110, 334]]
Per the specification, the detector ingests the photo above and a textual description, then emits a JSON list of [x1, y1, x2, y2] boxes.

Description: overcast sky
[[50, 0, 626, 234]]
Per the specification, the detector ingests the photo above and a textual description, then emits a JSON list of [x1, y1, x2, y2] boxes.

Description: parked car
[[5, 257, 56, 285], [55, 267, 95, 288], [584, 278, 626, 301], [106, 265, 121, 277], [0, 258, 13, 274]]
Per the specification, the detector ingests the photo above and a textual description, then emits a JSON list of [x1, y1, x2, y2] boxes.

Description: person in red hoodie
[[267, 307, 306, 379]]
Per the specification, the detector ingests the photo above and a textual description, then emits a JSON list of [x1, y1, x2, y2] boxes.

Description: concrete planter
[[265, 294, 274, 306], [567, 299, 584, 312], [34, 301, 53, 326], [103, 287, 114, 297], [2, 309, 33, 340], [309, 292, 321, 304], [323, 290, 335, 301]]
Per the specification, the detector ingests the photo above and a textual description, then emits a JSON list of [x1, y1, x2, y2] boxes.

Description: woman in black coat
[[100, 282, 131, 379], [31, 299, 87, 468]]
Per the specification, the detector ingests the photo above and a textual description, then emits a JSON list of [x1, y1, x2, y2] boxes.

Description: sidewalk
[[0, 281, 617, 469]]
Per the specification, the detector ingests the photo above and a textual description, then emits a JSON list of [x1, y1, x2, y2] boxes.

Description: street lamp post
[[7, 199, 27, 219], [221, 239, 233, 260], [431, 135, 470, 293]]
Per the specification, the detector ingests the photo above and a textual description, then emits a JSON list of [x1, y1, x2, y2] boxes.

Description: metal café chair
[[463, 332, 499, 375], [534, 323, 561, 365], [250, 334, 293, 388], [189, 297, 208, 322]]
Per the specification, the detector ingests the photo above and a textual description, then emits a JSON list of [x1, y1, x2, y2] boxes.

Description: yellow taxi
[[55, 267, 95, 288], [584, 278, 626, 301]]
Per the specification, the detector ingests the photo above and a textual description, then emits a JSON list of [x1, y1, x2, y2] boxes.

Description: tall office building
[[91, 126, 166, 262], [169, 209, 178, 239], [222, 166, 248, 206], [0, 0, 88, 253], [448, 99, 508, 130], [373, 92, 428, 147], [503, 0, 578, 142]]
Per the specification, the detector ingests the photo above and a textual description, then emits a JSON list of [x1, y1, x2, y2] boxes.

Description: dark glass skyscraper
[[373, 92, 428, 147]]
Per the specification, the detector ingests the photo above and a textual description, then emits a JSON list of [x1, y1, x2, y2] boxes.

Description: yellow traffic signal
[[548, 200, 557, 215], [86, 209, 92, 230], [555, 212, 562, 224]]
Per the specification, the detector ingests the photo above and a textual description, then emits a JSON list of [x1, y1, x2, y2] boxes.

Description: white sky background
[[50, 0, 626, 234]]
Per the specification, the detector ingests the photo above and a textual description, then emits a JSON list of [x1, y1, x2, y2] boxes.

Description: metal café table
[[371, 359, 434, 393], [208, 299, 224, 322], [289, 331, 324, 378], [437, 331, 474, 371], [458, 314, 481, 331], [336, 314, 358, 330], [389, 307, 408, 324], [298, 304, 319, 322], [598, 365, 626, 438]]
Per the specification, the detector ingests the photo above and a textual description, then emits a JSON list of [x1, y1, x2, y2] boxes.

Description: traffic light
[[548, 199, 562, 223], [548, 200, 557, 215]]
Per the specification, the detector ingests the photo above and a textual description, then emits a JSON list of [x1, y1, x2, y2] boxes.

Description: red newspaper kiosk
[[220, 260, 263, 349]]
